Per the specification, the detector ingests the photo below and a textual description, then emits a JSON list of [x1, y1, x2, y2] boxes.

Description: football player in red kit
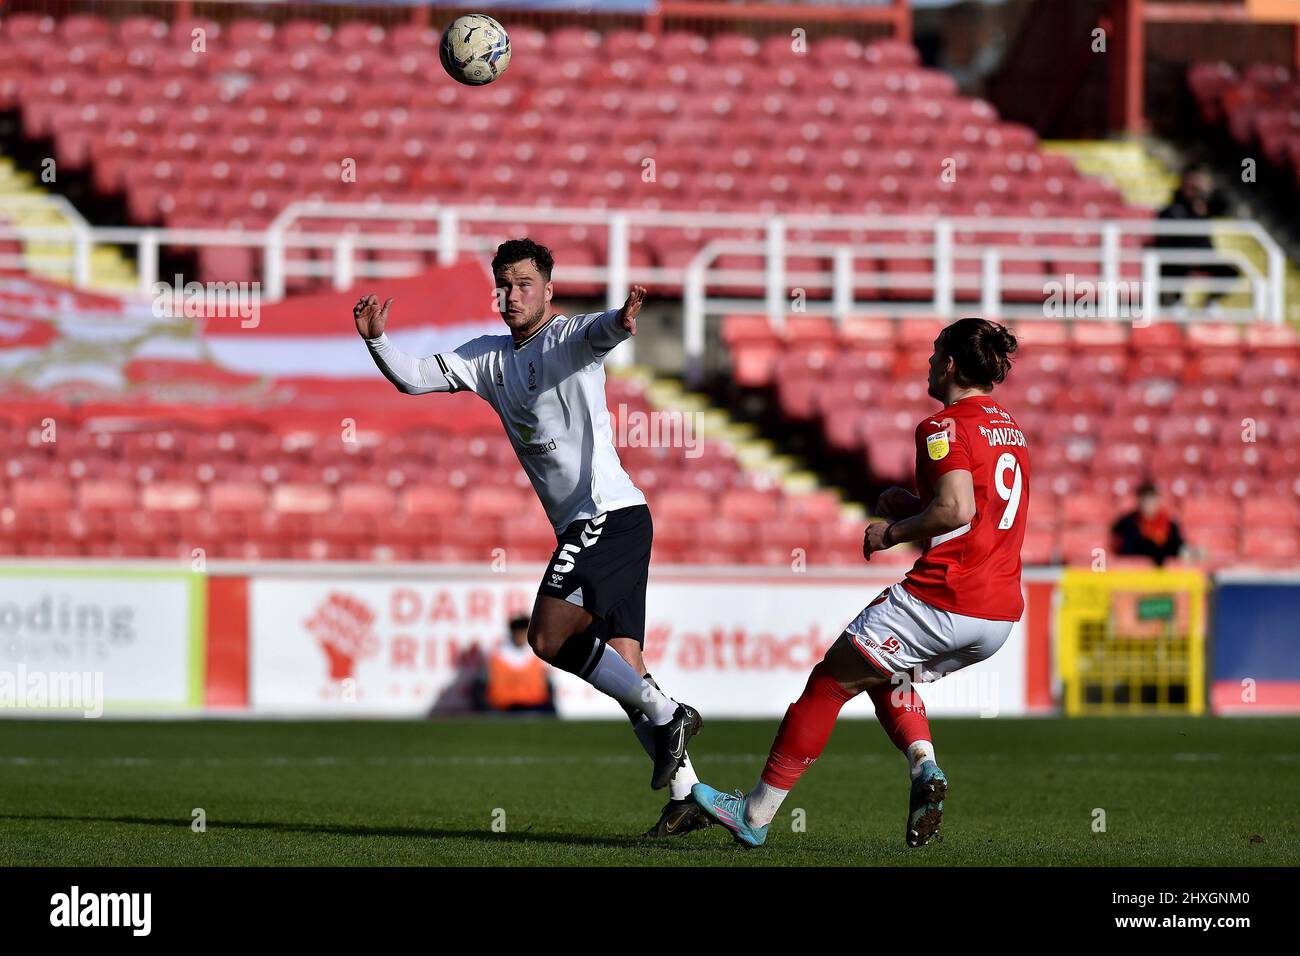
[[692, 317, 1029, 848]]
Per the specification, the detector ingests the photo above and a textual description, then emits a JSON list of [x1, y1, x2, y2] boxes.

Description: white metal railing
[[0, 199, 1286, 374]]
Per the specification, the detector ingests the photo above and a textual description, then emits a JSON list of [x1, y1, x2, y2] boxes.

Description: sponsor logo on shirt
[[518, 438, 557, 457], [926, 431, 950, 460]]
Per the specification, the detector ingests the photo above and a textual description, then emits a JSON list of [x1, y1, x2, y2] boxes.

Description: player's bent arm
[[364, 333, 456, 394], [886, 470, 977, 544], [877, 485, 922, 520]]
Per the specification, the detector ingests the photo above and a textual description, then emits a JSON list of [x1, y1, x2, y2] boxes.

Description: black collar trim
[[512, 314, 562, 351]]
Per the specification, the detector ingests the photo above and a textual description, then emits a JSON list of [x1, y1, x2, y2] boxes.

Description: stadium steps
[[0, 156, 136, 292], [611, 364, 867, 526], [1041, 138, 1180, 209]]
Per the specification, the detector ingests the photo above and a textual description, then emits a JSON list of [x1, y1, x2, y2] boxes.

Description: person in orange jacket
[[474, 615, 556, 714]]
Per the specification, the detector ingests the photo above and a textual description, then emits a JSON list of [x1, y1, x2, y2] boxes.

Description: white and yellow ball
[[440, 14, 511, 87]]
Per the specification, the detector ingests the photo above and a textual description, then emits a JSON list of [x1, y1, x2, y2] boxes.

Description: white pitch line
[[0, 752, 1293, 768], [0, 753, 780, 768]]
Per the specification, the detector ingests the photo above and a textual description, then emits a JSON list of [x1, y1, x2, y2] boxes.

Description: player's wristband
[[883, 523, 897, 548]]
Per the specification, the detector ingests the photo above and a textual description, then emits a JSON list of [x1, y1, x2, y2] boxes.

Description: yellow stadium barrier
[[1056, 567, 1207, 716]]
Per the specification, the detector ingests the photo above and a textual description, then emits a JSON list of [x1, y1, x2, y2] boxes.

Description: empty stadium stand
[[0, 352, 885, 569], [0, 14, 1134, 289], [1189, 62, 1300, 190], [0, 416, 890, 568]]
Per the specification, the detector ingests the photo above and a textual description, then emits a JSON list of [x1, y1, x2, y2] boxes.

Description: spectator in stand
[[473, 615, 556, 714], [1155, 162, 1237, 308], [1111, 482, 1188, 567]]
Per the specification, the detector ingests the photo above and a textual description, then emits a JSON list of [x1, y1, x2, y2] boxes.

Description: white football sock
[[745, 779, 789, 828], [586, 645, 678, 724], [671, 753, 701, 800], [906, 740, 936, 780], [632, 716, 701, 801]]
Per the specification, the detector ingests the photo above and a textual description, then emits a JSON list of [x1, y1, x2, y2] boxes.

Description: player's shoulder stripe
[[432, 353, 463, 393]]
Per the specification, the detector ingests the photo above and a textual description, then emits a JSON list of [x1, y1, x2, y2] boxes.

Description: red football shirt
[[899, 394, 1030, 621]]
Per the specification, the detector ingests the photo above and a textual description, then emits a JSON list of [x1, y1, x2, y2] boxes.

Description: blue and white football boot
[[690, 783, 768, 848], [906, 760, 948, 848]]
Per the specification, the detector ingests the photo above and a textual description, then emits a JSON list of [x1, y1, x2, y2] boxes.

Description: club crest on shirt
[[527, 361, 537, 389], [926, 430, 950, 460], [495, 368, 504, 386]]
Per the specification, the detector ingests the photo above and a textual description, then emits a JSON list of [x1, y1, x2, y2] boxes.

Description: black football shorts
[[538, 504, 652, 645]]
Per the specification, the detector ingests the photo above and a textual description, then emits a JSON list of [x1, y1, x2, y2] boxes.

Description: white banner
[[247, 570, 1026, 718], [0, 570, 199, 714], [248, 576, 536, 715]]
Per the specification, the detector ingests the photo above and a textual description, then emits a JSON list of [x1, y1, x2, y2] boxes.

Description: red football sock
[[760, 662, 856, 790], [867, 681, 931, 753]]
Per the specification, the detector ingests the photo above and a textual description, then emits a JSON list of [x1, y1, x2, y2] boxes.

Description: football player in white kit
[[354, 239, 710, 836]]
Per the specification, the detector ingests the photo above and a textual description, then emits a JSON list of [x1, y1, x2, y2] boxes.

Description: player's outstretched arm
[[354, 294, 457, 395], [864, 471, 976, 560], [586, 285, 647, 354]]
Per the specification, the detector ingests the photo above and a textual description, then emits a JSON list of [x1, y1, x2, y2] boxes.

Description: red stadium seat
[[1021, 529, 1056, 565], [719, 489, 781, 523], [465, 486, 527, 520], [210, 483, 268, 513], [141, 481, 202, 512], [1241, 528, 1299, 560], [1062, 493, 1112, 526], [338, 484, 397, 516], [657, 489, 714, 523], [76, 479, 136, 512], [8, 483, 70, 531], [1060, 527, 1110, 564], [1241, 496, 1300, 529], [272, 484, 333, 514], [783, 491, 843, 522]]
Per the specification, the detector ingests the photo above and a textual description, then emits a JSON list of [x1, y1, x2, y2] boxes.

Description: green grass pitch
[[0, 717, 1295, 866]]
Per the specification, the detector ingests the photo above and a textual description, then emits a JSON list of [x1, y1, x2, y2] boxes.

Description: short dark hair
[[937, 317, 1018, 388], [1137, 482, 1159, 498], [508, 614, 530, 633], [492, 238, 554, 283]]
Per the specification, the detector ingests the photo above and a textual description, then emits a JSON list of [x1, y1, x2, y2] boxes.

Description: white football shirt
[[377, 310, 646, 533]]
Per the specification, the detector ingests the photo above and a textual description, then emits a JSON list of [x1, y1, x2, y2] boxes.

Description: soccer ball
[[440, 14, 511, 87]]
